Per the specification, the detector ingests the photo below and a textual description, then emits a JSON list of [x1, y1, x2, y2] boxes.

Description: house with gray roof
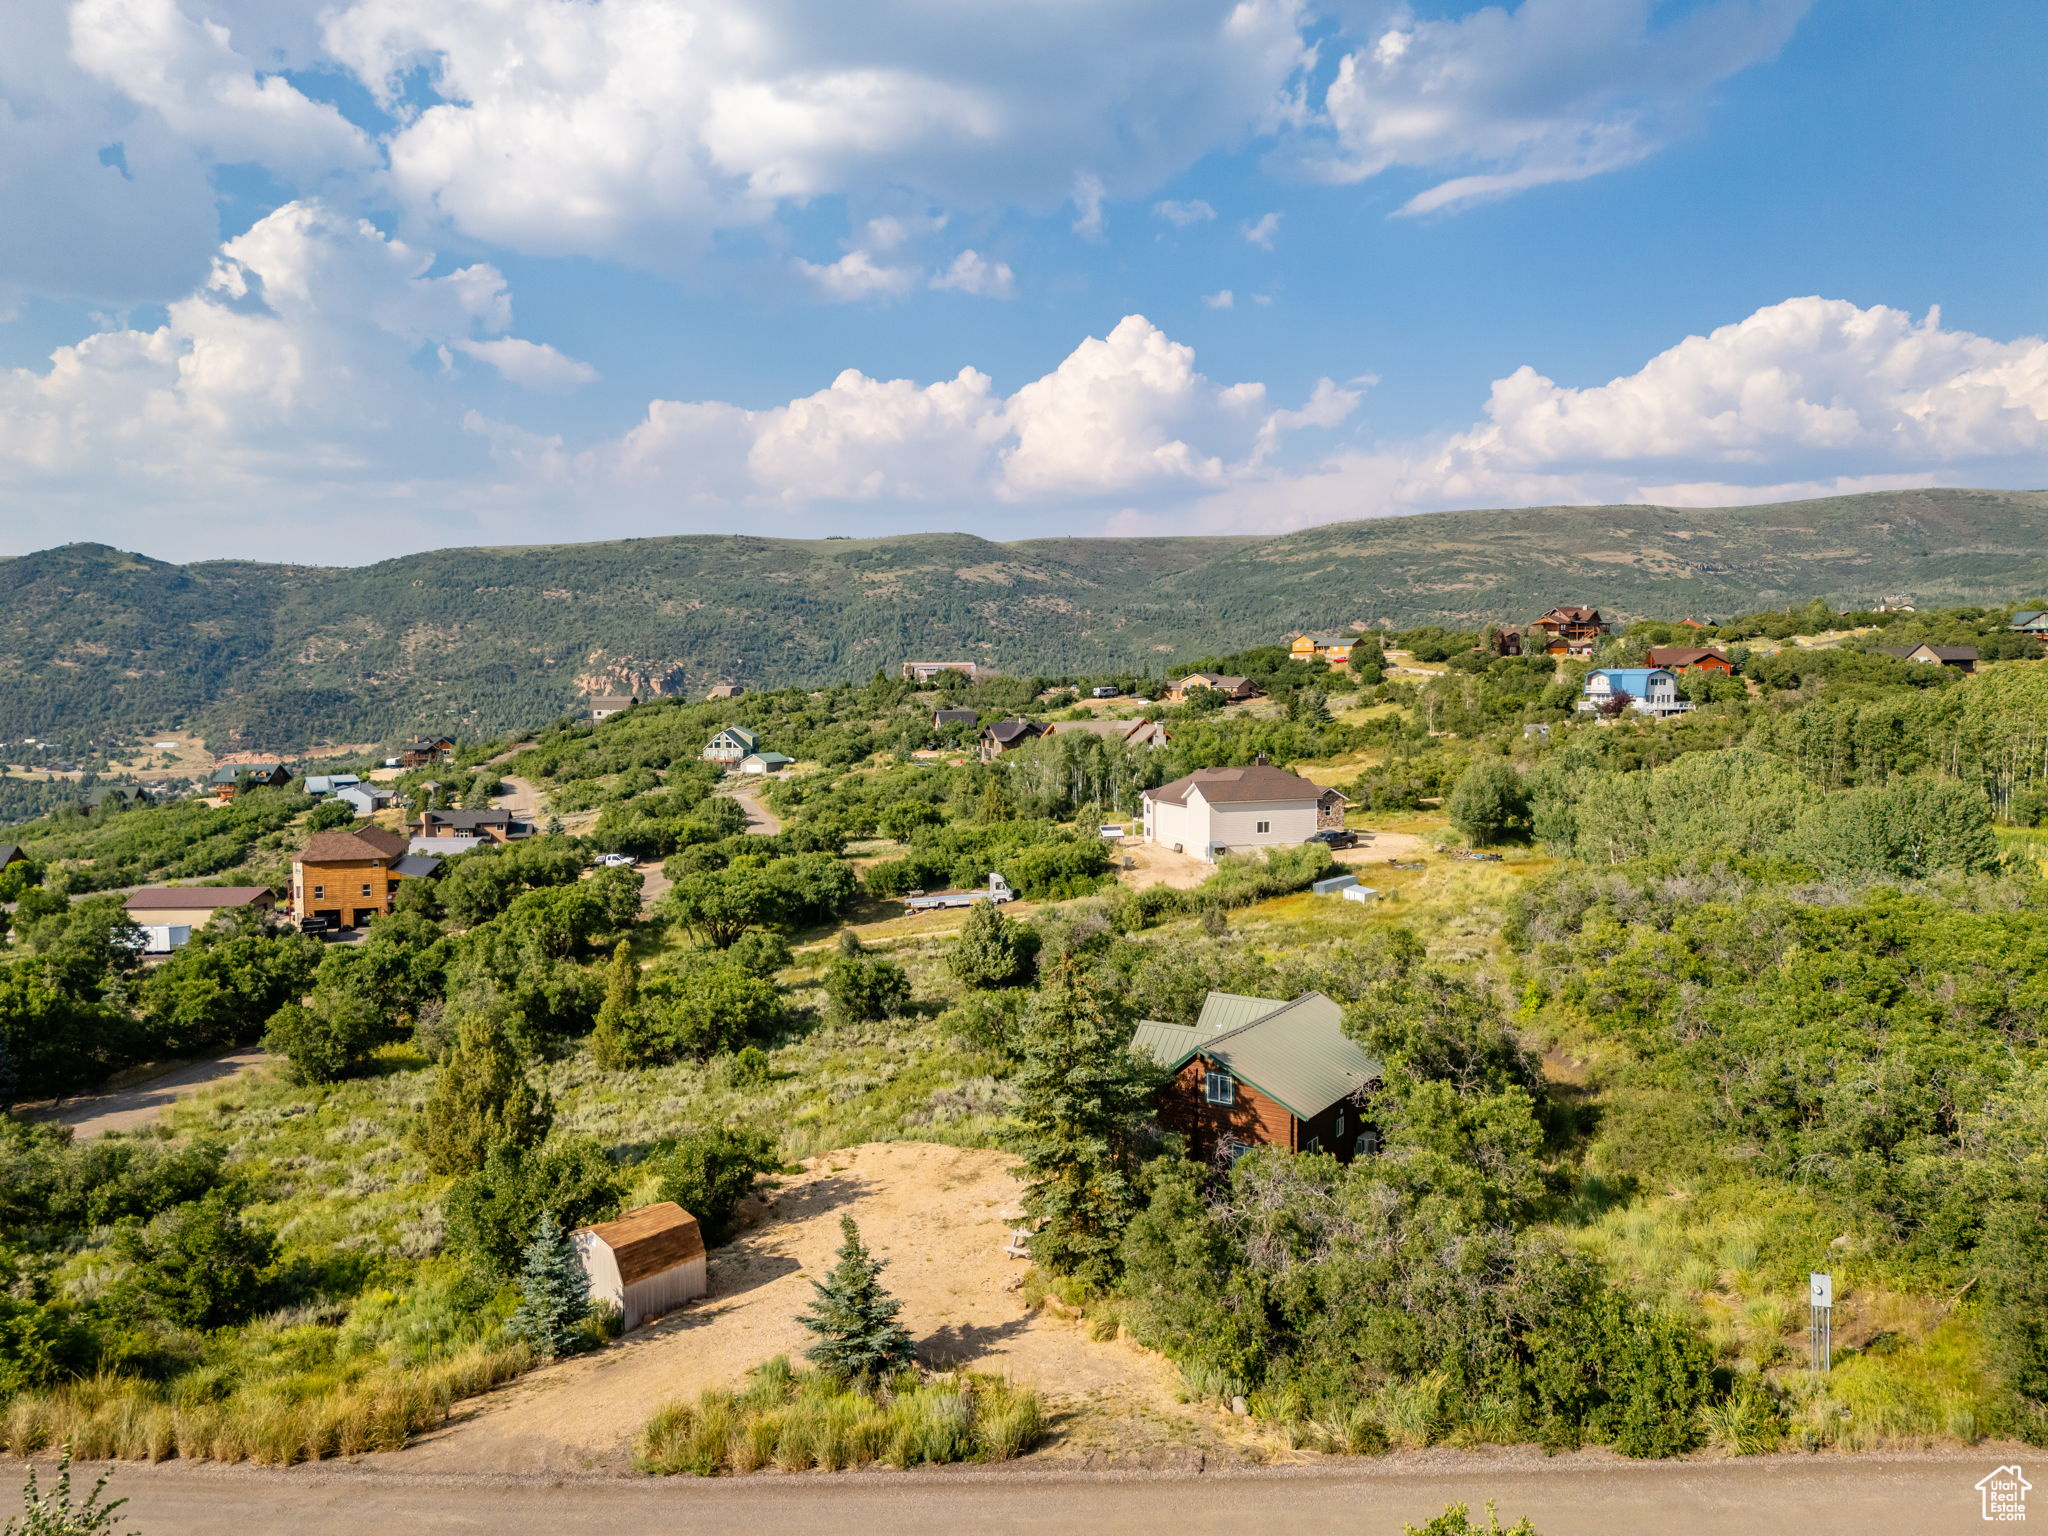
[[1132, 991, 1382, 1164], [1141, 761, 1346, 861]]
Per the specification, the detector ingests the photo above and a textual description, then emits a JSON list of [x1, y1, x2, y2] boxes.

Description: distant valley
[[4, 486, 2046, 751]]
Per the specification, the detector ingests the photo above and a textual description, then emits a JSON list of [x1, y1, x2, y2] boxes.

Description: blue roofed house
[[1579, 666, 1690, 718], [2010, 610, 2048, 636]]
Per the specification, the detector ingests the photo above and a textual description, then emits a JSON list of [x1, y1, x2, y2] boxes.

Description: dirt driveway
[[388, 1142, 1236, 1475], [21, 1048, 274, 1140]]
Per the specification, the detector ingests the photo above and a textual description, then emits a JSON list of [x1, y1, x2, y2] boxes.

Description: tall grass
[[0, 1345, 529, 1466], [635, 1356, 1043, 1475]]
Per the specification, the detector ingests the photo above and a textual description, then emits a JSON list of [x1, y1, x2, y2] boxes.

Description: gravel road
[[65, 1449, 2018, 1535]]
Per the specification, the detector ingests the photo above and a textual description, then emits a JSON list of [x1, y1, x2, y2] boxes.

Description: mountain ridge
[[6, 487, 2047, 749]]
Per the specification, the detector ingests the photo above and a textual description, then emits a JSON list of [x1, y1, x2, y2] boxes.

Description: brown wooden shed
[[571, 1202, 708, 1331]]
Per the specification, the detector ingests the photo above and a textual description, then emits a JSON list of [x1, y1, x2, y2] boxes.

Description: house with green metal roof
[[1131, 990, 1383, 1164]]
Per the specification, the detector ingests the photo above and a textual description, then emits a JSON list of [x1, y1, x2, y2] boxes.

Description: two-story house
[[1579, 667, 1691, 718], [1645, 646, 1734, 674], [1529, 606, 1610, 655], [1288, 634, 1357, 667], [397, 736, 455, 767], [703, 726, 760, 763], [1165, 673, 1264, 704], [978, 720, 1044, 761], [1142, 762, 1348, 861], [293, 826, 437, 929]]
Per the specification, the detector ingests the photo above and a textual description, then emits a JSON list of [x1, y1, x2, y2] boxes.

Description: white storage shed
[[571, 1202, 708, 1332]]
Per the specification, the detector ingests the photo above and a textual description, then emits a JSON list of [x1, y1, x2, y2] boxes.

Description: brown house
[[0, 844, 24, 870], [1883, 643, 1978, 672], [1645, 646, 1733, 673], [978, 719, 1044, 761], [1166, 673, 1263, 704], [293, 825, 427, 929], [398, 736, 456, 766], [1529, 606, 1609, 655], [1132, 992, 1382, 1164], [413, 806, 528, 841]]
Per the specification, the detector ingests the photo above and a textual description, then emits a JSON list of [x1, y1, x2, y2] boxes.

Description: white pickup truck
[[901, 872, 1016, 911]]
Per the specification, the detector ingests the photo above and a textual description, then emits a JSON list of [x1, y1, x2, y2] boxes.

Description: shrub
[[443, 1138, 628, 1275], [111, 1189, 276, 1330], [823, 955, 911, 1022], [416, 1015, 553, 1175], [653, 1127, 779, 1245]]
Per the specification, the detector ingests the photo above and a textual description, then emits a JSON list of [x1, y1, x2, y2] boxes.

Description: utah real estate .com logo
[[1979, 1465, 2030, 1523]]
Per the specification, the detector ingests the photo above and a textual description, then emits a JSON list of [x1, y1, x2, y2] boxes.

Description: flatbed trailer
[[901, 873, 1015, 911]]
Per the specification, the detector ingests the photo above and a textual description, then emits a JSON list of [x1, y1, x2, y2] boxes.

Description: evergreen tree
[[505, 1211, 591, 1360], [948, 899, 1031, 989], [418, 1013, 553, 1175], [590, 940, 643, 1069], [798, 1216, 917, 1387], [1010, 958, 1156, 1286], [976, 775, 1016, 822]]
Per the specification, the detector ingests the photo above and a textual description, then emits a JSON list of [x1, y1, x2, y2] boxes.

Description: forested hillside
[[5, 488, 2047, 751]]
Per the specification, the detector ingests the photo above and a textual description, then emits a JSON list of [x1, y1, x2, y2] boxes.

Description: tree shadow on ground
[[917, 1315, 1033, 1371]]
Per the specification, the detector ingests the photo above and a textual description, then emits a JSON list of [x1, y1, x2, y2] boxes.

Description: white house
[[738, 751, 795, 775], [570, 1201, 707, 1332], [336, 782, 397, 817], [1142, 763, 1347, 862], [1578, 667, 1691, 718]]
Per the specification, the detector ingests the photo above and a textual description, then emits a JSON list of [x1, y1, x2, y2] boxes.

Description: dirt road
[[23, 1048, 273, 1139], [721, 782, 781, 835], [386, 1142, 1215, 1476], [70, 1449, 2018, 1535]]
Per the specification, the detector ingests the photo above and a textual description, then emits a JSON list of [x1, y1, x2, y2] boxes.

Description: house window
[[1220, 1137, 1250, 1165], [360, 883, 372, 897], [1355, 1130, 1380, 1157], [1202, 1071, 1235, 1107], [1335, 1111, 1346, 1139], [312, 884, 325, 899], [1306, 1136, 1322, 1154], [1255, 820, 1271, 834]]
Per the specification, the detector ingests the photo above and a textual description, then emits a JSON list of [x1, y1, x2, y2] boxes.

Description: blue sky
[[0, 0, 2042, 562]]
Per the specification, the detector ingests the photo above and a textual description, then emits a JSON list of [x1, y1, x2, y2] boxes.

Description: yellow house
[[1289, 633, 1357, 666]]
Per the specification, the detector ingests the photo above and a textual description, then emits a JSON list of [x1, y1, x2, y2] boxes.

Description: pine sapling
[[797, 1216, 917, 1388], [506, 1211, 592, 1360]]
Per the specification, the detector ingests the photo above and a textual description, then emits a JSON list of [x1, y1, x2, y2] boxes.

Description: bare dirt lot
[[387, 1142, 1247, 1476]]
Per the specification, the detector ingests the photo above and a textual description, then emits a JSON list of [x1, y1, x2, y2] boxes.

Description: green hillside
[[5, 486, 2046, 750]]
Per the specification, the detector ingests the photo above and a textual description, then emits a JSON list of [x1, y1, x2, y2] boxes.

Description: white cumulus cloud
[[929, 251, 1015, 300], [794, 250, 920, 302], [1155, 199, 1218, 227]]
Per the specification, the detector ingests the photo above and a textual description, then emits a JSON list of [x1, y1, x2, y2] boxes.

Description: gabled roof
[[742, 751, 795, 766], [304, 775, 361, 793], [932, 708, 979, 726], [1536, 605, 1603, 623], [401, 737, 453, 752], [1644, 646, 1727, 667], [1144, 763, 1331, 807], [338, 781, 394, 800], [0, 844, 23, 867], [299, 826, 409, 864], [125, 885, 273, 910], [589, 694, 637, 709], [575, 1201, 706, 1283], [1176, 672, 1252, 689], [1883, 644, 1978, 662], [2011, 611, 2047, 627], [982, 719, 1041, 746], [210, 762, 287, 783], [709, 725, 759, 748], [419, 807, 510, 829], [393, 854, 445, 878], [1132, 991, 1381, 1120]]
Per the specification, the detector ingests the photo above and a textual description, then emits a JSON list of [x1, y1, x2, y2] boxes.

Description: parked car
[[298, 914, 334, 934], [1308, 828, 1359, 849], [597, 852, 636, 868], [1091, 685, 1121, 698]]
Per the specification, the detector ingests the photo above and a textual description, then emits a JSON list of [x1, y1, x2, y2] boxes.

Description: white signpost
[[1809, 1272, 1833, 1372]]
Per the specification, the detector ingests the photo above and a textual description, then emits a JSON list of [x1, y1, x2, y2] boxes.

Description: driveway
[[21, 1047, 273, 1139], [720, 782, 782, 835], [65, 1448, 2019, 1536]]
